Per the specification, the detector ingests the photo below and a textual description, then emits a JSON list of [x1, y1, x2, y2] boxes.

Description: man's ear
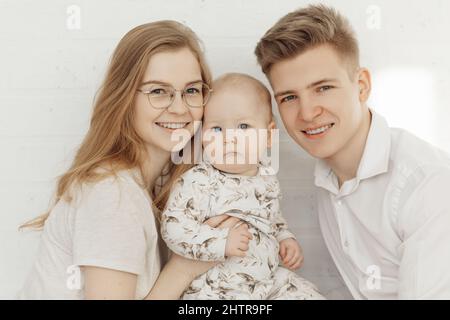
[[267, 119, 277, 148], [357, 68, 372, 103]]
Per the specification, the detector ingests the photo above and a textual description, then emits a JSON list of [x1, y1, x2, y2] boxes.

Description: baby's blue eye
[[211, 126, 222, 133], [238, 123, 249, 130]]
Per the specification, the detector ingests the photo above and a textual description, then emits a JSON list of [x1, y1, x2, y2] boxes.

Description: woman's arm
[[82, 257, 202, 300], [145, 253, 214, 300], [81, 257, 200, 300], [80, 216, 241, 300], [83, 266, 137, 300]]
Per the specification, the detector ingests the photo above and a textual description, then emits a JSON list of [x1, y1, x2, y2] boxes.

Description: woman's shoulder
[[68, 167, 146, 208], [90, 167, 139, 190]]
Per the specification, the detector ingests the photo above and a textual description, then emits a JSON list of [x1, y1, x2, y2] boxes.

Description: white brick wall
[[1, 0, 449, 299]]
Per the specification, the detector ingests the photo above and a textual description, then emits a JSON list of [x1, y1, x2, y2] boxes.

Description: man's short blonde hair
[[255, 4, 360, 77]]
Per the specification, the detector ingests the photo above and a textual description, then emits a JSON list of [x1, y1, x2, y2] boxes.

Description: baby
[[161, 73, 324, 300]]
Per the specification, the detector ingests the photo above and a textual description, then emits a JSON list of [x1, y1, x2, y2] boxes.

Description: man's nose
[[298, 97, 323, 122]]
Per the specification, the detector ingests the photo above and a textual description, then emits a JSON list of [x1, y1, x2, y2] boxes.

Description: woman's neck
[[142, 144, 172, 191]]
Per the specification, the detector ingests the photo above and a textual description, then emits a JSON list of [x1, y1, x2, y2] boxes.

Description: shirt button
[[336, 200, 342, 206], [344, 240, 349, 247]]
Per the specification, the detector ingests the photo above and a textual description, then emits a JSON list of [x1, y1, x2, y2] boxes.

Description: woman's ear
[[267, 119, 277, 148], [357, 68, 372, 103]]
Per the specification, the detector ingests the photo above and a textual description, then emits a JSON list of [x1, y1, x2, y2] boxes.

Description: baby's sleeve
[[272, 178, 297, 242], [161, 166, 229, 262], [274, 212, 297, 242]]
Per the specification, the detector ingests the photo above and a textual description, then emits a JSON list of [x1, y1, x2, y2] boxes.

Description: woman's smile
[[155, 121, 191, 132]]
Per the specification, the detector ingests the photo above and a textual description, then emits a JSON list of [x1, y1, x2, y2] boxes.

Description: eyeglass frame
[[137, 80, 213, 109]]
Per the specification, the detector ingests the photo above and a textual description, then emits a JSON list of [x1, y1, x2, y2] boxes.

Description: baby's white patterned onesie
[[161, 161, 324, 300]]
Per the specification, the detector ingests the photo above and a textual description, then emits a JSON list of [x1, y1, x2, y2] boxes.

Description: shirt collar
[[314, 109, 391, 193]]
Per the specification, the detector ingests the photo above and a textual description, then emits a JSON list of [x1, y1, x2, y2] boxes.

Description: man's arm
[[397, 167, 450, 299]]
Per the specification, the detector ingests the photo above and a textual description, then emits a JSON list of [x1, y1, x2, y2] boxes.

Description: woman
[[18, 20, 246, 299]]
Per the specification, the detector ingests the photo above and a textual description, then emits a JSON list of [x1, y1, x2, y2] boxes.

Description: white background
[[1, 0, 449, 299]]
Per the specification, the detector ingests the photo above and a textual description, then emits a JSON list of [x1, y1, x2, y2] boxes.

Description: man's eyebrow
[[274, 90, 296, 99], [306, 78, 338, 89], [140, 79, 204, 86], [274, 78, 339, 98]]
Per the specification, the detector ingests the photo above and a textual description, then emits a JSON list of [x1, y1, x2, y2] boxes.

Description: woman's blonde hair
[[20, 20, 211, 230], [254, 4, 359, 77]]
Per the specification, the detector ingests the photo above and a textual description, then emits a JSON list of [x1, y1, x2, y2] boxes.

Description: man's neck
[[325, 108, 372, 188]]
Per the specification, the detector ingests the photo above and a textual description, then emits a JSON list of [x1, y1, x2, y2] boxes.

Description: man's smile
[[301, 123, 335, 139]]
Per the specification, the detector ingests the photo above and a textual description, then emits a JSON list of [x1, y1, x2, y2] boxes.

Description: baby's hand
[[225, 222, 253, 258], [279, 238, 304, 270]]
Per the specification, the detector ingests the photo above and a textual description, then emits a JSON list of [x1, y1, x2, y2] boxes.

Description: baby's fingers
[[204, 215, 229, 228], [238, 241, 249, 252], [218, 216, 241, 229], [283, 247, 295, 265], [236, 224, 253, 240], [243, 230, 253, 240], [234, 248, 247, 257], [290, 259, 302, 270], [287, 252, 300, 268], [279, 243, 287, 259]]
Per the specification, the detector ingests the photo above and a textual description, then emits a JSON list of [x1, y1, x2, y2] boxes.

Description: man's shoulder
[[388, 128, 450, 236], [389, 127, 450, 177]]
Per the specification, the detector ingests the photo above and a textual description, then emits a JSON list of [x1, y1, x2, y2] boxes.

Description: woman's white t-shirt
[[18, 168, 165, 299]]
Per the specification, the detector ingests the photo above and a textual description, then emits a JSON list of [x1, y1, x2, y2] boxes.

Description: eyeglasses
[[137, 81, 213, 109]]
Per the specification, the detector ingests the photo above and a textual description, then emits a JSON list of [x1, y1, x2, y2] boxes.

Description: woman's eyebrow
[[140, 79, 204, 86]]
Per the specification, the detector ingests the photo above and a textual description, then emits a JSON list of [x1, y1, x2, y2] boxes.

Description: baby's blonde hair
[[211, 73, 274, 123]]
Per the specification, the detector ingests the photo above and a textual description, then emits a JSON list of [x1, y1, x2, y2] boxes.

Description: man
[[255, 4, 450, 299]]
